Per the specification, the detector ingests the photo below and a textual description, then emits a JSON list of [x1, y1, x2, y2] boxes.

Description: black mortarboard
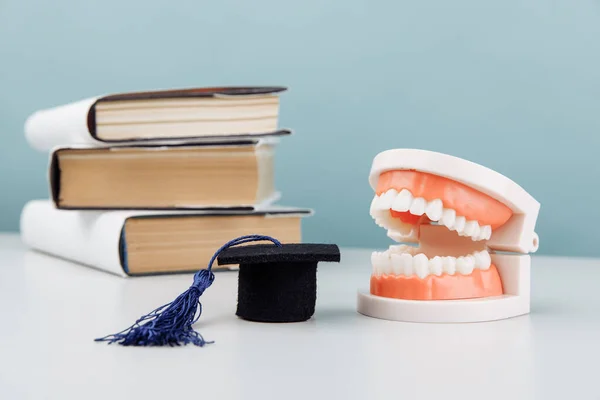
[[217, 243, 341, 323]]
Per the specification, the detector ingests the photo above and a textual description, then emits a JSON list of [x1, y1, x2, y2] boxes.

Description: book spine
[[24, 97, 100, 152], [19, 200, 128, 277]]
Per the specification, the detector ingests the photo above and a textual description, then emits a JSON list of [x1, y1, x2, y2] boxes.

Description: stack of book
[[20, 86, 311, 277]]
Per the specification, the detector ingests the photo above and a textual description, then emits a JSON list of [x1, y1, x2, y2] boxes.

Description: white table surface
[[1, 233, 599, 400]]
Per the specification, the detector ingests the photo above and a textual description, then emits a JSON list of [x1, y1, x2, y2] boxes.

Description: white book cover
[[20, 200, 311, 277]]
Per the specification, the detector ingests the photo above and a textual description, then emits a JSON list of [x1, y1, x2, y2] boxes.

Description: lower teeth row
[[371, 248, 491, 278]]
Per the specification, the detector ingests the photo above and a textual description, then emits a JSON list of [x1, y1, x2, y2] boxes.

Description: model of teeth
[[359, 148, 540, 322]]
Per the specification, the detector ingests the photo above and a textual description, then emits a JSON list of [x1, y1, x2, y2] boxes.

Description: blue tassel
[[95, 234, 282, 347]]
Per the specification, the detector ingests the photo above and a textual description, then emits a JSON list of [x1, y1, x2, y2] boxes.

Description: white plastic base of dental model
[[356, 253, 530, 323]]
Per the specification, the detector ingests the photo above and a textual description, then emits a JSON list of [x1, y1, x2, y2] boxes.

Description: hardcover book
[[25, 86, 290, 151], [20, 200, 311, 277], [49, 140, 279, 209]]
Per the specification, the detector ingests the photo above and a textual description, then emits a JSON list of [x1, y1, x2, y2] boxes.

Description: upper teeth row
[[370, 189, 492, 241], [371, 246, 492, 278]]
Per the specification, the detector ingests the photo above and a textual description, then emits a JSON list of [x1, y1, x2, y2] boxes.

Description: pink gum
[[370, 264, 504, 300], [376, 171, 512, 229]]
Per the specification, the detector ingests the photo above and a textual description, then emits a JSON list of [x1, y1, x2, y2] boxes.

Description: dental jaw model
[[358, 149, 540, 323]]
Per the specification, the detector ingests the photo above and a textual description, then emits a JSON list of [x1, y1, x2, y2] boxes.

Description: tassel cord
[[95, 234, 281, 347]]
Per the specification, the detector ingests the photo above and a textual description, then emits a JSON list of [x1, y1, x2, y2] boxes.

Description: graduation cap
[[217, 243, 341, 323], [95, 235, 340, 347]]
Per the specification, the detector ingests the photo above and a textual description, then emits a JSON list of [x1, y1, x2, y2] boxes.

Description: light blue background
[[1, 0, 599, 257]]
